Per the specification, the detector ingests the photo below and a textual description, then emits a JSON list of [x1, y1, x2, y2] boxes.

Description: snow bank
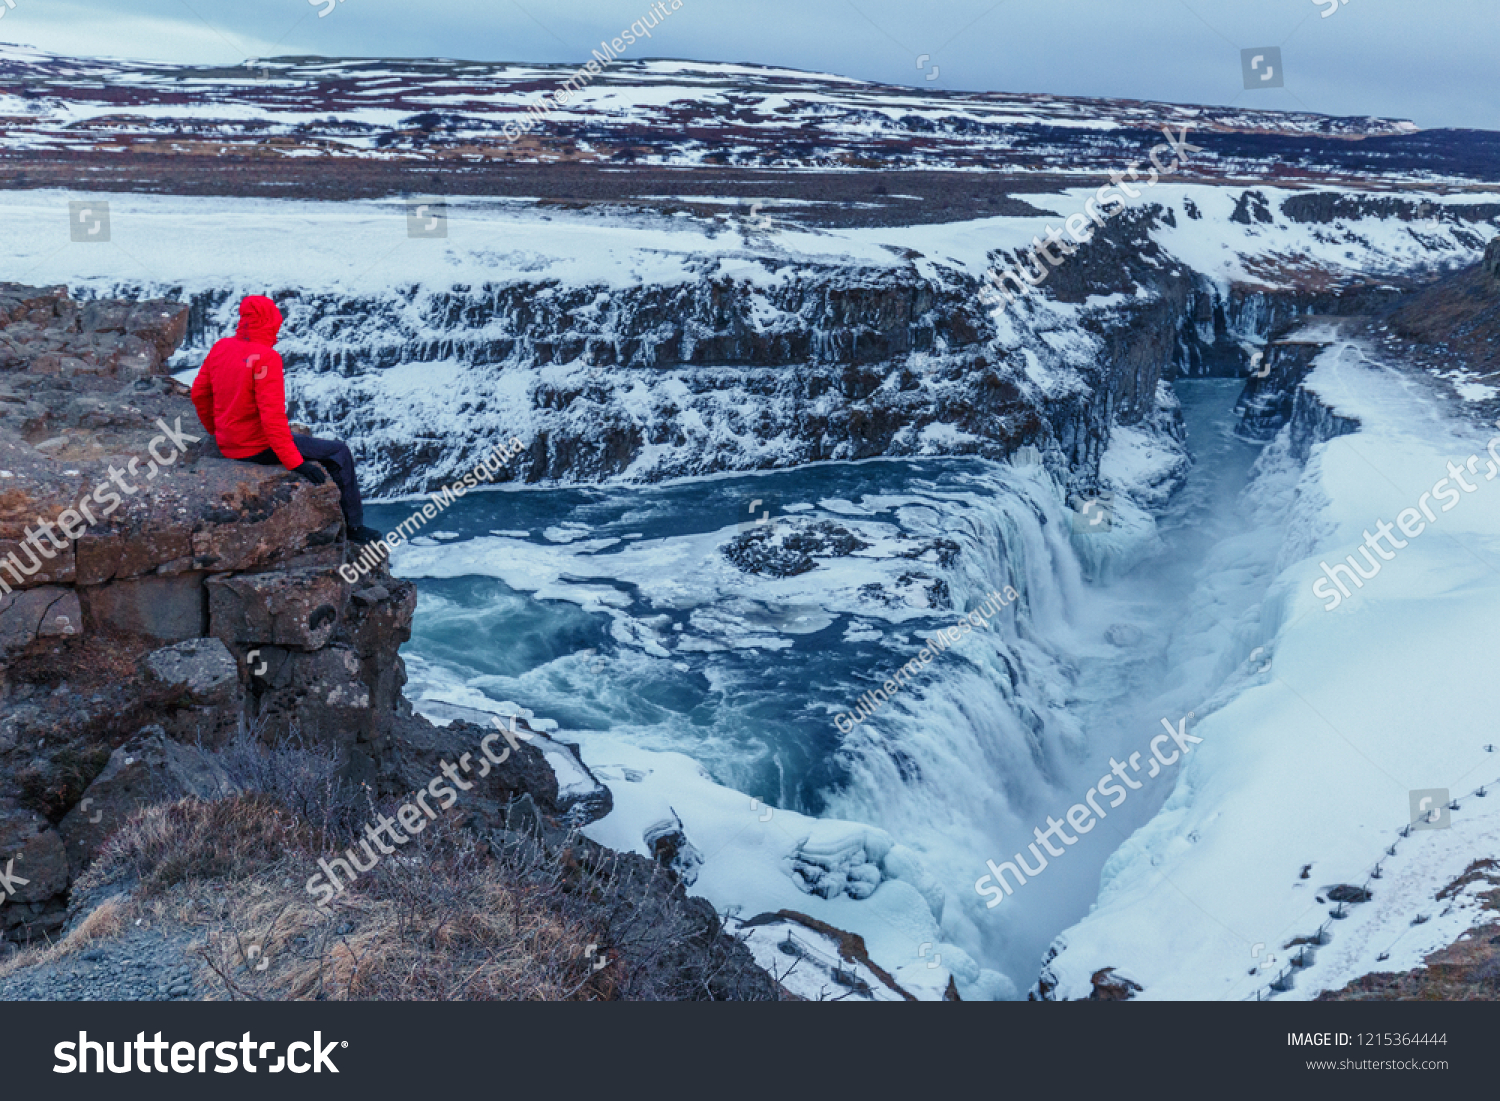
[[1043, 339, 1500, 1000]]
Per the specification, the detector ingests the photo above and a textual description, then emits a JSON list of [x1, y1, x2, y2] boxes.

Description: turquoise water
[[367, 380, 1267, 990]]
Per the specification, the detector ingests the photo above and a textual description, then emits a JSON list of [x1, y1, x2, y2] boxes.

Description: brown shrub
[[198, 827, 606, 1001], [83, 794, 311, 898]]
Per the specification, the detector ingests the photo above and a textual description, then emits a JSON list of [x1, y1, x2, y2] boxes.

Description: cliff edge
[[0, 282, 779, 1000]]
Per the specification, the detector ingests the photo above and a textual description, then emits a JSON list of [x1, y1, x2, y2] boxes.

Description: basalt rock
[[0, 283, 385, 947], [0, 283, 186, 379], [0, 282, 656, 966], [143, 637, 239, 705], [206, 566, 350, 651], [0, 809, 70, 941], [722, 519, 872, 578], [1088, 967, 1143, 1001], [57, 727, 232, 876], [0, 585, 81, 662]]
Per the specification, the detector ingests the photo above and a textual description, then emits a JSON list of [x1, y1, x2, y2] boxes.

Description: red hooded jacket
[[191, 295, 303, 469]]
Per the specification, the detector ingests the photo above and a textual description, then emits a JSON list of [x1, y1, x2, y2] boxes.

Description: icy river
[[370, 379, 1280, 997]]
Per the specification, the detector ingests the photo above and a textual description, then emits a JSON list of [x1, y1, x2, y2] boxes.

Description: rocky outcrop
[[1385, 236, 1500, 382], [1088, 967, 1143, 1001], [0, 285, 453, 942], [1232, 229, 1500, 444], [1280, 192, 1500, 227], [1317, 860, 1500, 1001], [144, 191, 1475, 511], [0, 283, 773, 999], [0, 283, 187, 378], [0, 282, 401, 941], [172, 267, 1058, 496]]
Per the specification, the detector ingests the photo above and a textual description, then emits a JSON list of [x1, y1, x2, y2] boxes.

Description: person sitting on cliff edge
[[190, 294, 383, 546]]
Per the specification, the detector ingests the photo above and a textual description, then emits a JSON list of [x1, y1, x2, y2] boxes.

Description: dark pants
[[242, 435, 365, 529]]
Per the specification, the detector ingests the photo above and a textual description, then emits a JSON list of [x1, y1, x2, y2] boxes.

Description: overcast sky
[[3, 0, 1495, 130]]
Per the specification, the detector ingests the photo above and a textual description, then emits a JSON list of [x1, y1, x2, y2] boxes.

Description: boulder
[[1089, 967, 1144, 1001], [643, 811, 704, 887], [342, 577, 416, 660], [78, 300, 130, 335], [0, 535, 75, 589], [389, 714, 566, 826], [79, 572, 207, 640], [75, 527, 193, 585], [207, 566, 348, 650], [0, 808, 70, 907], [0, 585, 83, 660], [722, 519, 872, 578], [143, 636, 239, 705], [191, 476, 343, 572], [57, 727, 232, 875], [125, 301, 190, 365], [251, 643, 373, 747]]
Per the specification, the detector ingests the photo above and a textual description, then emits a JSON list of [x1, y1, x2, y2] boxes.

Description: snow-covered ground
[[1043, 340, 1500, 1000], [7, 182, 1492, 493], [407, 666, 1004, 1002], [0, 184, 1490, 310], [0, 46, 1427, 172]]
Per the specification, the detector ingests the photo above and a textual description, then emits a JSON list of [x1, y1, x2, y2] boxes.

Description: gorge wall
[[128, 189, 1490, 506]]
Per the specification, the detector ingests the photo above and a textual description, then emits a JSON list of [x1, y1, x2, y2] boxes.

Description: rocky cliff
[[0, 283, 775, 999], [131, 188, 1479, 508]]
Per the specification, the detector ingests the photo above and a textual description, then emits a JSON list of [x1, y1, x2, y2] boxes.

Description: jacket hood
[[235, 295, 283, 346]]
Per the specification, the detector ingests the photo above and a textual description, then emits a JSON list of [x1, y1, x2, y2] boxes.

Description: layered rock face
[[147, 192, 1481, 504], [0, 285, 427, 943]]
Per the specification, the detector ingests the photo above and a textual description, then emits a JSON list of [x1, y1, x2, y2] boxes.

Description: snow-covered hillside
[[0, 44, 1452, 177], [1041, 331, 1500, 1000]]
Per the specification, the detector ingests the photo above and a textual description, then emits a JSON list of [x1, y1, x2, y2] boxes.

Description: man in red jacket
[[191, 295, 382, 544]]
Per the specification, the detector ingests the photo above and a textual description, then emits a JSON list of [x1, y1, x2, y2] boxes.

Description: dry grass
[[92, 794, 315, 898], [1319, 861, 1500, 1001], [0, 895, 129, 980], [19, 730, 780, 1001], [76, 794, 610, 1001], [198, 835, 608, 1001]]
